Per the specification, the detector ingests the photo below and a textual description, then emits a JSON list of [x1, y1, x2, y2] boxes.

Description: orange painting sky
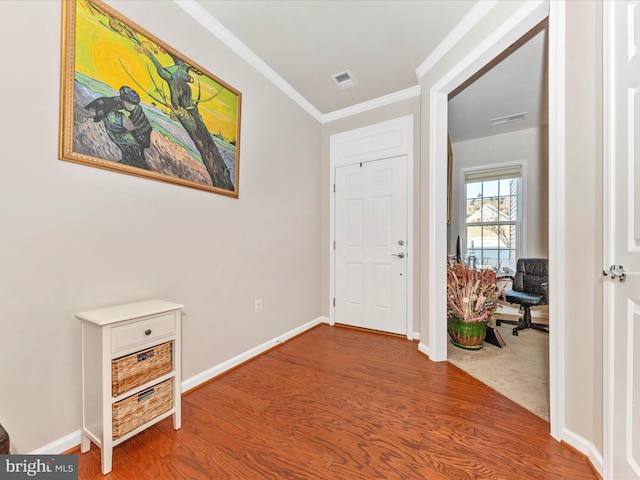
[[74, 0, 239, 142]]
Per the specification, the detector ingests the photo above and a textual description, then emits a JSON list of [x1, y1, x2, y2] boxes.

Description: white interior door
[[334, 156, 408, 335], [605, 2, 640, 479]]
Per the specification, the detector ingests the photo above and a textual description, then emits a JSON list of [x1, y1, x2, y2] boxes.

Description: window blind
[[464, 165, 521, 183]]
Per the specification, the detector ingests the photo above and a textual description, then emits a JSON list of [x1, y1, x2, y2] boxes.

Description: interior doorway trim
[[424, 0, 563, 440], [329, 115, 415, 339]]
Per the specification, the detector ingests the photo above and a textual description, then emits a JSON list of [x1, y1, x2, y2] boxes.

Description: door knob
[[391, 252, 405, 259], [603, 264, 626, 282]]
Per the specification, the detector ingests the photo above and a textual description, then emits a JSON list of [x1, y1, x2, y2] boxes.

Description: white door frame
[[602, 3, 614, 476], [424, 0, 564, 440], [329, 115, 415, 339]]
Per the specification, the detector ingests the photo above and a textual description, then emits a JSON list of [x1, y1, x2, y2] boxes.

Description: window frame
[[459, 162, 526, 273]]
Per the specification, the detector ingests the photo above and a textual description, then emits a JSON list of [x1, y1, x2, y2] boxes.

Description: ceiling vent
[[489, 112, 527, 126], [331, 70, 358, 90]]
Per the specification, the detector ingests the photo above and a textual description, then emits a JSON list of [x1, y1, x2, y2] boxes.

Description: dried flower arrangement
[[446, 263, 503, 323]]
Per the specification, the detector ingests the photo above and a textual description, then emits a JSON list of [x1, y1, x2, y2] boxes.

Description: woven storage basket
[[112, 342, 172, 397], [112, 379, 173, 440]]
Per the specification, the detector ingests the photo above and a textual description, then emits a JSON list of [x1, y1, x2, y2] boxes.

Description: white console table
[[77, 300, 183, 474]]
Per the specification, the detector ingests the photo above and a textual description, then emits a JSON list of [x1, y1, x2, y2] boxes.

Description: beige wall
[[450, 127, 549, 259], [0, 0, 321, 452], [564, 0, 603, 453], [320, 98, 422, 333]]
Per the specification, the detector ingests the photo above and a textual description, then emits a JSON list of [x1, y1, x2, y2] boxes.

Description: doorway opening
[[446, 20, 550, 421], [423, 0, 564, 440]]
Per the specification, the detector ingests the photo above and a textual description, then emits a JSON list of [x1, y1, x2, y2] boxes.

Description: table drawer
[[111, 313, 175, 354]]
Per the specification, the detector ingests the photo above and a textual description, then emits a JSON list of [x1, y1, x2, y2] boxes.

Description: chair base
[[496, 305, 548, 336]]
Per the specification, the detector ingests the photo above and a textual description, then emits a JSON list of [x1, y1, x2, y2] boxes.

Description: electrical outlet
[[255, 299, 263, 314]]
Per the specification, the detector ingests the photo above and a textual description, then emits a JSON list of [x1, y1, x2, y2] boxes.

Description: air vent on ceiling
[[331, 70, 358, 90], [489, 112, 527, 126]]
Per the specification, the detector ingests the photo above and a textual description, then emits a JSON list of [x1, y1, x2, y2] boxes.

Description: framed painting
[[60, 0, 241, 198]]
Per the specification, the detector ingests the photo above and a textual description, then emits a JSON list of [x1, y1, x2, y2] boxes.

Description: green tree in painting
[[86, 0, 234, 191]]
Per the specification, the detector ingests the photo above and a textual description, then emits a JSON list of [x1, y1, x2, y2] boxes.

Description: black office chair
[[496, 258, 549, 336]]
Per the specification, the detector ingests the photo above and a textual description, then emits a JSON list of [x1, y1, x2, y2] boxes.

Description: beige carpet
[[447, 317, 550, 422]]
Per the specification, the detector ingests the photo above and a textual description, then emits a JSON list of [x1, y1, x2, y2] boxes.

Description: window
[[463, 166, 521, 273]]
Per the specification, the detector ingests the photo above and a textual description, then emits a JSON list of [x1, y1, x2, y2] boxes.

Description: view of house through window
[[464, 166, 521, 273]]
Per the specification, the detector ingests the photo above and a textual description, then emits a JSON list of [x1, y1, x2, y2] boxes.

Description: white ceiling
[[183, 0, 546, 141], [448, 22, 548, 142]]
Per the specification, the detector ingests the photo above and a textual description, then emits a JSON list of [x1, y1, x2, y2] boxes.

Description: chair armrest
[[540, 282, 549, 304], [497, 275, 514, 281]]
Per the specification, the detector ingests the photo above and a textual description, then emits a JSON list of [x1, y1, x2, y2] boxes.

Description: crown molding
[[415, 0, 499, 80], [174, 0, 324, 123], [175, 0, 421, 124], [321, 85, 421, 124], [175, 0, 498, 124]]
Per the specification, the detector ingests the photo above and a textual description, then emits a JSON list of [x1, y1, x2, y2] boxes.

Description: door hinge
[[333, 183, 336, 193], [333, 298, 335, 307], [333, 240, 336, 250]]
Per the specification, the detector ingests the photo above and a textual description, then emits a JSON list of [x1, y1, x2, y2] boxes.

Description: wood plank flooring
[[75, 324, 597, 479]]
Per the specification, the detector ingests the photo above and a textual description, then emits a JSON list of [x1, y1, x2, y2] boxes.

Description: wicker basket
[[112, 379, 173, 440], [112, 342, 172, 397]]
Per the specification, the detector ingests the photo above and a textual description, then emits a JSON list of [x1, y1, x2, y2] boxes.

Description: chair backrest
[[512, 258, 548, 297]]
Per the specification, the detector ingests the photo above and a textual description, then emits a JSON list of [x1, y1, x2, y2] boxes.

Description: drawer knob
[[145, 329, 152, 336]]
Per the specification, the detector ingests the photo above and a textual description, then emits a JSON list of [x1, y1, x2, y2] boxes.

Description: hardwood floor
[[76, 324, 597, 479]]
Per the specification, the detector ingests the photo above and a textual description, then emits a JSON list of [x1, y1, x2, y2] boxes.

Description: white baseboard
[[587, 444, 604, 478], [181, 317, 325, 392], [32, 316, 327, 455], [562, 427, 603, 477], [30, 430, 81, 455], [418, 341, 430, 358], [561, 427, 590, 455]]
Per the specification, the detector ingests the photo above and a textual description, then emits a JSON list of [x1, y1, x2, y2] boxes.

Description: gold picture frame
[[59, 0, 241, 197]]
